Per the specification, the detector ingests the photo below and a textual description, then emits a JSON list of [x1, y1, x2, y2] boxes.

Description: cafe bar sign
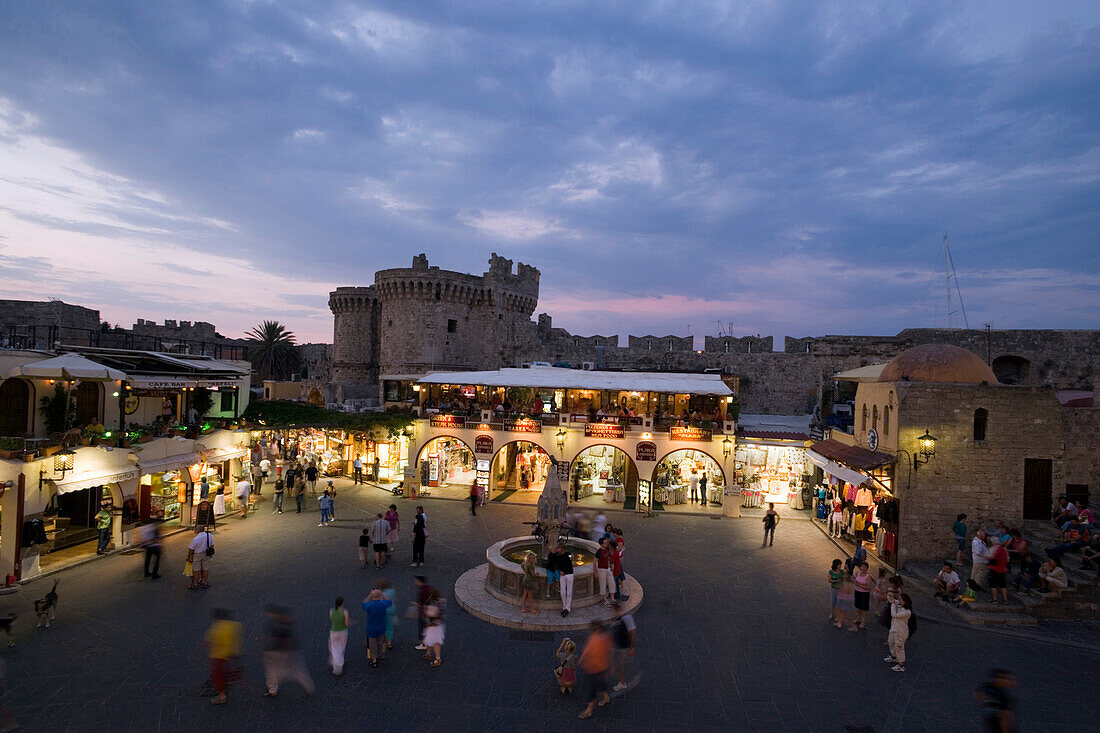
[[503, 418, 541, 434], [635, 441, 657, 462], [670, 426, 712, 442], [585, 424, 625, 439], [474, 435, 494, 455], [429, 414, 465, 428]]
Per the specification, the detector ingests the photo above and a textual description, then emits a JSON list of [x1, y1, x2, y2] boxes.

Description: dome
[[878, 344, 998, 384]]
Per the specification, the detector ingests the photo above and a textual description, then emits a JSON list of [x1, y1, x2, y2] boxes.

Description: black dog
[[34, 581, 58, 628]]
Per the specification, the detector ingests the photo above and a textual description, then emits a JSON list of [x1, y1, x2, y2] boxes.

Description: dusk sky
[[1, 1, 1098, 346]]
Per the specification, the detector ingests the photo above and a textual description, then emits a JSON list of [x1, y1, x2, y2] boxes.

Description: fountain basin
[[485, 536, 603, 610]]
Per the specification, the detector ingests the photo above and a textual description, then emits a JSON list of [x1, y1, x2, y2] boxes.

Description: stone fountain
[[454, 457, 643, 630]]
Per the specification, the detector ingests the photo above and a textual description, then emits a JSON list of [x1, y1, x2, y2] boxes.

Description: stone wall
[[298, 343, 333, 382], [891, 383, 1097, 563], [329, 286, 379, 400], [0, 299, 100, 349], [131, 318, 218, 341]]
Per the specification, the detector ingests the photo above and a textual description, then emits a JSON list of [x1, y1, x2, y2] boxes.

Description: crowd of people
[[827, 557, 914, 672]]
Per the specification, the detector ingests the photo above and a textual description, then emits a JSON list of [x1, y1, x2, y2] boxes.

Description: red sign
[[504, 418, 542, 434], [670, 426, 712, 442], [474, 435, 494, 455], [585, 424, 625, 439], [635, 441, 657, 462], [429, 414, 465, 428]]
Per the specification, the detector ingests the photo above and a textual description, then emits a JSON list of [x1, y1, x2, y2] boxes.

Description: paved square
[[3, 483, 1098, 732]]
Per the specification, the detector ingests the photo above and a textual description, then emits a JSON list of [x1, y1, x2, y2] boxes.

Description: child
[[957, 579, 981, 606], [835, 576, 858, 631], [555, 638, 578, 694]]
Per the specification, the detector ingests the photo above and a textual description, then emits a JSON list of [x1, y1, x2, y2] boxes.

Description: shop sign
[[637, 479, 651, 512], [197, 379, 239, 389], [474, 435, 494, 455], [670, 426, 712, 442], [635, 441, 657, 462], [429, 414, 465, 428], [809, 425, 825, 441], [123, 395, 140, 415], [556, 461, 571, 482], [504, 418, 541, 434], [131, 378, 196, 390], [584, 424, 625, 439]]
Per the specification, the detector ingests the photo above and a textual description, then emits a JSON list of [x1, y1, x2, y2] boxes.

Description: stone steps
[[903, 562, 1038, 626]]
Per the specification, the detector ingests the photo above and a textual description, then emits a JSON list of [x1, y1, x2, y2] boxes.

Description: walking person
[[762, 503, 779, 547], [699, 471, 708, 506], [262, 605, 314, 697], [688, 469, 700, 504], [577, 621, 612, 719], [362, 589, 393, 667], [852, 561, 872, 629], [611, 534, 626, 602], [551, 542, 575, 617], [187, 526, 214, 590], [137, 521, 162, 579], [328, 596, 350, 676], [235, 476, 250, 518], [326, 480, 337, 520], [259, 457, 271, 489], [272, 478, 285, 514], [975, 669, 1017, 733], [358, 528, 372, 569], [352, 455, 363, 485], [521, 551, 540, 614], [411, 506, 426, 567], [385, 504, 400, 554], [421, 589, 445, 667], [835, 575, 857, 631], [205, 609, 241, 705], [371, 512, 390, 568], [610, 606, 637, 692], [987, 536, 1011, 604], [595, 538, 616, 607], [293, 477, 304, 513], [883, 593, 913, 673], [971, 529, 991, 590], [283, 465, 297, 500], [305, 462, 318, 495], [469, 484, 478, 515], [827, 559, 844, 623], [413, 576, 432, 650], [379, 579, 397, 651], [95, 503, 112, 555], [318, 490, 334, 526]]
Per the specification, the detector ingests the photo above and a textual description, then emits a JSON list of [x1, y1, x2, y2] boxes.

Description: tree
[[245, 320, 299, 381], [40, 382, 76, 434]]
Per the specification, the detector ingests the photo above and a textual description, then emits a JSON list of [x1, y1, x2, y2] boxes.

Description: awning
[[53, 468, 139, 494], [198, 447, 248, 463], [138, 453, 201, 475], [9, 354, 126, 381], [129, 377, 196, 390], [807, 449, 870, 486], [809, 439, 894, 471]]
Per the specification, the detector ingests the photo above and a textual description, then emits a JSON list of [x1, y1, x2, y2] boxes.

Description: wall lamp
[[914, 429, 937, 470], [722, 436, 733, 459], [555, 428, 567, 454]]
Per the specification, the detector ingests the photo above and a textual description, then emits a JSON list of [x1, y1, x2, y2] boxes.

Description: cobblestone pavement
[[2, 484, 1098, 732]]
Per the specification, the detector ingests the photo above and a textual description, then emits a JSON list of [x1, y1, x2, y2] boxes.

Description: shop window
[[861, 404, 868, 432], [973, 407, 988, 442], [447, 319, 457, 333], [872, 405, 879, 431], [220, 390, 238, 415]]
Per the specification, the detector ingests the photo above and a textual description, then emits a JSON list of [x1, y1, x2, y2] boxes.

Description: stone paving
[[1, 484, 1098, 732]]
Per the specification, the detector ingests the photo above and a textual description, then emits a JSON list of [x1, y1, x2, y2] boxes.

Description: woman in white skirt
[[421, 590, 445, 667], [328, 596, 351, 675]]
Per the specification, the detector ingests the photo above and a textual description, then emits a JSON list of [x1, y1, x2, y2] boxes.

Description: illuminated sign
[[474, 435, 494, 455], [504, 418, 541, 434], [670, 426, 712, 442], [635, 441, 657, 462], [585, 424, 625, 439], [429, 415, 466, 428]]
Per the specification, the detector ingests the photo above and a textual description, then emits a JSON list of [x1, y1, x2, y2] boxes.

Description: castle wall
[[329, 286, 379, 400]]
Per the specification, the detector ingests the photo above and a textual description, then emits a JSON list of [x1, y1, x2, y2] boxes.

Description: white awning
[[418, 367, 734, 395], [129, 377, 196, 390], [53, 468, 139, 494], [199, 447, 248, 463], [806, 449, 869, 486], [138, 453, 201, 475], [9, 354, 126, 381]]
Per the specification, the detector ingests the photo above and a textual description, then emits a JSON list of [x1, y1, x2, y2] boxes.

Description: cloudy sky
[[1, 1, 1097, 346]]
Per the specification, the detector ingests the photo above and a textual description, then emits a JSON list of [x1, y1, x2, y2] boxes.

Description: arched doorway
[[653, 449, 725, 508], [489, 440, 552, 501], [569, 444, 638, 509], [0, 378, 31, 436], [74, 381, 101, 427], [992, 355, 1030, 385], [415, 436, 476, 497]]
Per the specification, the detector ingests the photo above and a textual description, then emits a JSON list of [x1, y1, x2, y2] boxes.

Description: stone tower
[[374, 253, 540, 376], [328, 286, 380, 400]]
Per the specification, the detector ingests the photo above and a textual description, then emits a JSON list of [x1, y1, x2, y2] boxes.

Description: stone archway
[[489, 440, 552, 497], [991, 354, 1030, 385], [415, 436, 477, 490], [568, 444, 639, 505]]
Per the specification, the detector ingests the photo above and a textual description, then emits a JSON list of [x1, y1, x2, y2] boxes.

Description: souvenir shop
[[490, 441, 550, 495], [291, 428, 345, 476], [809, 449, 899, 567], [734, 437, 810, 509], [343, 432, 410, 484], [418, 437, 475, 489], [653, 449, 725, 506], [570, 446, 635, 503]]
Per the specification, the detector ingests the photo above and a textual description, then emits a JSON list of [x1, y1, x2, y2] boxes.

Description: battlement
[[627, 335, 694, 352], [705, 335, 774, 353], [372, 253, 539, 313], [328, 286, 378, 314]]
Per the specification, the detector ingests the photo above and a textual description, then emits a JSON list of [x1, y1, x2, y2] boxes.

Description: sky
[[0, 1, 1098, 347]]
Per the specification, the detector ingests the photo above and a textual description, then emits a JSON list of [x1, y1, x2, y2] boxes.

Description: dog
[[0, 614, 15, 647], [34, 581, 58, 628]]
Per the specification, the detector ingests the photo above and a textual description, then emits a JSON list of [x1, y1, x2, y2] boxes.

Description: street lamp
[[722, 436, 733, 459], [555, 428, 567, 454], [41, 448, 76, 490], [914, 429, 937, 470]]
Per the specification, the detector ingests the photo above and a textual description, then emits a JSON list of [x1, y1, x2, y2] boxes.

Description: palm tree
[[245, 320, 299, 381]]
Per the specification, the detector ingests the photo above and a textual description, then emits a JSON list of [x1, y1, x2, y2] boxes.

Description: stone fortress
[[328, 254, 1100, 414]]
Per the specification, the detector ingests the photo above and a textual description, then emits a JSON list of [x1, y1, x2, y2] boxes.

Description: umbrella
[[8, 353, 127, 381]]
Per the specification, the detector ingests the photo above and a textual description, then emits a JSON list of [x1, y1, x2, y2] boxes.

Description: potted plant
[[82, 423, 107, 446], [42, 444, 61, 458], [0, 437, 23, 460]]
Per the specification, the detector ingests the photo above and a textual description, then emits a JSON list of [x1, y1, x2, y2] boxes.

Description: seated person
[[1046, 519, 1090, 562], [1038, 559, 1068, 593], [955, 579, 981, 606], [932, 562, 961, 599], [1069, 502, 1093, 531], [1052, 497, 1078, 528], [1012, 552, 1041, 594]]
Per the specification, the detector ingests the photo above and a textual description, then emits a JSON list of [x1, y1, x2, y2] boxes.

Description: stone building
[[832, 344, 1100, 564], [0, 299, 101, 349]]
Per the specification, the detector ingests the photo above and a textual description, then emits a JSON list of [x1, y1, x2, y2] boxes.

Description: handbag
[[205, 532, 215, 557], [183, 560, 194, 577]]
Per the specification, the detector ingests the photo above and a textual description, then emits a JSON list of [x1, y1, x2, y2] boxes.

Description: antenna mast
[[941, 234, 970, 329]]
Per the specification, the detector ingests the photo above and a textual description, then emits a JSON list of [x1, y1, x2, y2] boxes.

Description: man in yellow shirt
[[205, 609, 242, 705], [95, 504, 112, 555]]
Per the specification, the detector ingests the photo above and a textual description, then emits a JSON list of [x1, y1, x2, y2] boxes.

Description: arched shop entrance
[[489, 441, 552, 500], [35, 480, 128, 574], [416, 437, 476, 498], [570, 445, 638, 509], [653, 449, 725, 508]]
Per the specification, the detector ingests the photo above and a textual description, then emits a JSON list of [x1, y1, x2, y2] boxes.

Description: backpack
[[907, 611, 917, 638]]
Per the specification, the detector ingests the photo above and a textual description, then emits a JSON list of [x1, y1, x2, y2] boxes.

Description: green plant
[[245, 320, 299, 381], [192, 387, 215, 420], [0, 437, 25, 451], [40, 382, 76, 434]]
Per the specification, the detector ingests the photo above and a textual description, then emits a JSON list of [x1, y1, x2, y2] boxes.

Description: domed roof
[[878, 344, 998, 384]]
